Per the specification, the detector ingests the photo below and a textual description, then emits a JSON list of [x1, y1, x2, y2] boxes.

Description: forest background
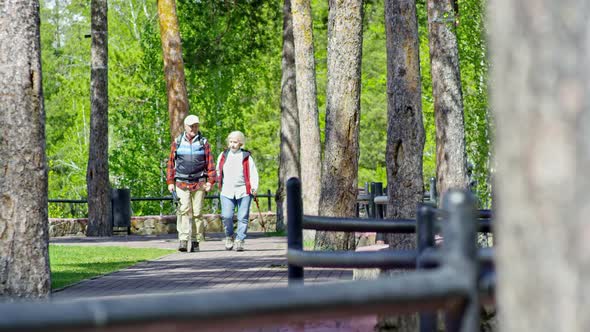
[[43, 0, 489, 217]]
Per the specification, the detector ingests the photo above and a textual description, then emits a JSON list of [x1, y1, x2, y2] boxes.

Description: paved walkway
[[47, 233, 379, 331], [50, 232, 353, 300]]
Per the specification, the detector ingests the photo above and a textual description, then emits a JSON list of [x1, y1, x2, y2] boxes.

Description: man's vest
[[174, 132, 207, 182], [217, 149, 252, 194]]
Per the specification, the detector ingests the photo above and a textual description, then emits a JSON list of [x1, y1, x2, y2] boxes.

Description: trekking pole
[[172, 189, 179, 207], [253, 195, 267, 232]]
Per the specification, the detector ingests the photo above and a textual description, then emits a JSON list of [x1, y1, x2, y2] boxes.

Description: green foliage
[[108, 0, 171, 216], [358, 1, 387, 186], [456, 0, 492, 207], [416, 0, 437, 185], [43, 0, 284, 216], [43, 0, 491, 217], [176, 0, 283, 194], [41, 0, 92, 217], [49, 245, 174, 289]]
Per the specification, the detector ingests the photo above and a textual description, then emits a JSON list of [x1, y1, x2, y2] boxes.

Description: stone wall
[[49, 218, 88, 237], [49, 212, 277, 237]]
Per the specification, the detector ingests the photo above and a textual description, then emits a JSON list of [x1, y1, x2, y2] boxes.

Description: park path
[[49, 233, 377, 331], [51, 232, 353, 299]]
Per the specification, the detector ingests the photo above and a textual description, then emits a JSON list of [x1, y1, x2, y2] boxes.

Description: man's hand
[[251, 189, 257, 196], [168, 184, 175, 193], [205, 182, 212, 192]]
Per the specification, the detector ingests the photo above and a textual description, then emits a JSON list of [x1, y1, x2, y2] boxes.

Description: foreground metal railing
[[286, 177, 492, 332], [0, 177, 492, 332], [0, 272, 470, 331]]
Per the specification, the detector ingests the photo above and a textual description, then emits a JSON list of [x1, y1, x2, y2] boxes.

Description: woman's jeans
[[221, 194, 252, 241]]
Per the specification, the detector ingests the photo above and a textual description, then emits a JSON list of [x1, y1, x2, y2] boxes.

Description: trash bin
[[111, 188, 131, 234]]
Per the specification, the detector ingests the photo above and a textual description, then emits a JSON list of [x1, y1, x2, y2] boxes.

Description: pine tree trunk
[[86, 0, 112, 237], [277, 0, 301, 232], [427, 0, 468, 200], [384, 0, 426, 246], [379, 0, 425, 329], [490, 0, 590, 331], [158, 0, 189, 140], [292, 0, 321, 216], [315, 0, 363, 251], [0, 0, 51, 298]]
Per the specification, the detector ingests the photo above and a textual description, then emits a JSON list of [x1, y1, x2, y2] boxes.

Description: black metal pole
[[373, 182, 385, 243], [267, 189, 272, 211], [417, 204, 437, 332], [429, 177, 437, 206], [369, 182, 377, 218], [442, 190, 479, 332], [287, 177, 304, 284]]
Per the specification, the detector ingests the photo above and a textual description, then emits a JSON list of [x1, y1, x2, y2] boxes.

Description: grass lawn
[[49, 245, 175, 290]]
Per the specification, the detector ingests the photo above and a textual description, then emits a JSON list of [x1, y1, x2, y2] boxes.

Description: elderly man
[[166, 115, 216, 252]]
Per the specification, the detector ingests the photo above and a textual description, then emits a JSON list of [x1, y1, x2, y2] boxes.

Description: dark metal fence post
[[287, 177, 304, 284], [429, 177, 437, 206], [442, 190, 479, 332], [267, 189, 272, 211], [373, 182, 385, 243], [417, 204, 436, 332], [111, 188, 131, 234], [369, 182, 376, 218]]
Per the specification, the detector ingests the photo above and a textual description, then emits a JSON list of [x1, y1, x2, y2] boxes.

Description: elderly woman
[[216, 131, 259, 251]]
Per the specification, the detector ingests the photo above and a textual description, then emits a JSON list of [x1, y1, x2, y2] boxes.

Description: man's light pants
[[176, 186, 205, 241]]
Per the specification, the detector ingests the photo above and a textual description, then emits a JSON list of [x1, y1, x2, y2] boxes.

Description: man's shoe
[[190, 241, 199, 252], [224, 237, 234, 251], [178, 240, 188, 252], [235, 240, 244, 252]]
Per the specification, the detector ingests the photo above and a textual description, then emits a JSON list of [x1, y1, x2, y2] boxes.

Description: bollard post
[[111, 188, 131, 235], [441, 190, 479, 332], [429, 177, 437, 206], [373, 182, 385, 243], [369, 182, 377, 218], [287, 177, 304, 285], [417, 204, 436, 332]]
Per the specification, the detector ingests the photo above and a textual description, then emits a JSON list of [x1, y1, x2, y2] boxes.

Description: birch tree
[[0, 0, 51, 298]]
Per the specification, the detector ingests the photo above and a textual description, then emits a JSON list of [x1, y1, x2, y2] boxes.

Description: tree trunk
[[315, 0, 363, 251], [0, 0, 51, 298], [277, 0, 301, 233], [292, 0, 321, 217], [158, 0, 189, 140], [490, 0, 590, 331], [86, 0, 112, 237], [379, 0, 425, 329], [427, 0, 468, 201], [384, 0, 425, 247]]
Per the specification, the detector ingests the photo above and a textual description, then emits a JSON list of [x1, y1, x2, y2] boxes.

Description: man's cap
[[184, 115, 200, 126]]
